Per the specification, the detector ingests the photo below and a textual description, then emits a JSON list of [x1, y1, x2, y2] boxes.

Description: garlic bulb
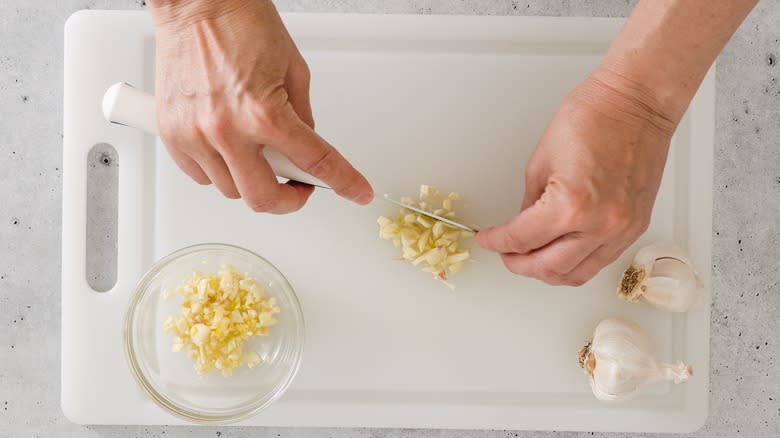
[[578, 318, 693, 402], [618, 242, 703, 312]]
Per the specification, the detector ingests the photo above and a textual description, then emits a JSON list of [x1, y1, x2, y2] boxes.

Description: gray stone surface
[[1, 0, 778, 437]]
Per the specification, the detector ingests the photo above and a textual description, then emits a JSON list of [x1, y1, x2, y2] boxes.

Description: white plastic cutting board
[[62, 11, 713, 432]]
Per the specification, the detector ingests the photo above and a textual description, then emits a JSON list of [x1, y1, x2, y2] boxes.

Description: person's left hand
[[476, 71, 677, 285]]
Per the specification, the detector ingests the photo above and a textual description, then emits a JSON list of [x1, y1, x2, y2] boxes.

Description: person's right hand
[[476, 69, 677, 286], [148, 0, 373, 213]]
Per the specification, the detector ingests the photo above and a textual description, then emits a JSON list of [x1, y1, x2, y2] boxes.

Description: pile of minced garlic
[[163, 265, 280, 376], [377, 185, 473, 289]]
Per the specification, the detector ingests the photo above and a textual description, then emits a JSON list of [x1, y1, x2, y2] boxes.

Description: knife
[[101, 82, 328, 188], [382, 194, 478, 233]]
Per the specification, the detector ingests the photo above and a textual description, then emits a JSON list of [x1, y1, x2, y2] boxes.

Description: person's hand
[[148, 0, 373, 213], [476, 70, 677, 285]]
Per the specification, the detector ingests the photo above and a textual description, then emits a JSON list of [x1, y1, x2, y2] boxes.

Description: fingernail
[[357, 191, 374, 205], [474, 229, 489, 245]]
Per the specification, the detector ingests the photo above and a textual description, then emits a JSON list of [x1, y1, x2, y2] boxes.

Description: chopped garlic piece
[[432, 221, 445, 238], [163, 265, 279, 376], [243, 352, 262, 368], [416, 215, 433, 228], [378, 185, 474, 288]]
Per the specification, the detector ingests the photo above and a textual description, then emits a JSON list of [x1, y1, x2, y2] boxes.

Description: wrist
[[595, 56, 693, 125], [569, 69, 678, 139]]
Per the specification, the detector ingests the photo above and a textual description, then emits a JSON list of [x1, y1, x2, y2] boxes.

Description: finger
[[188, 129, 241, 199], [286, 179, 316, 199], [499, 234, 601, 285], [165, 128, 240, 199], [163, 143, 211, 185], [286, 59, 315, 128], [260, 103, 373, 204], [196, 153, 241, 199], [476, 189, 566, 254], [220, 140, 313, 214], [561, 243, 626, 286]]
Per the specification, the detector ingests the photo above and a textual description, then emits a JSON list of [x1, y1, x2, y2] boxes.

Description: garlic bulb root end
[[618, 265, 646, 302], [578, 340, 596, 375]]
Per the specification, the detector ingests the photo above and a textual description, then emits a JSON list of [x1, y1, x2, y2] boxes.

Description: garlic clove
[[579, 318, 693, 402], [432, 221, 446, 238], [449, 262, 464, 273], [618, 242, 703, 312], [641, 259, 700, 312], [416, 216, 433, 228], [445, 251, 470, 264]]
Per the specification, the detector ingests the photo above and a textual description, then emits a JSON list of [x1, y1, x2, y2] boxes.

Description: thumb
[[477, 178, 562, 255], [476, 219, 519, 254], [476, 169, 547, 253]]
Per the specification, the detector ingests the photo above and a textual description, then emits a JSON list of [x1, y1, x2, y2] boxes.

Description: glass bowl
[[124, 243, 305, 424]]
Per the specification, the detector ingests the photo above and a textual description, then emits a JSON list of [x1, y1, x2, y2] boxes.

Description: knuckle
[[335, 182, 363, 202], [600, 202, 633, 233], [539, 266, 560, 280], [158, 118, 195, 149], [500, 255, 525, 275], [251, 102, 286, 135], [302, 147, 338, 178], [191, 174, 211, 186], [157, 120, 178, 143], [248, 197, 282, 213], [298, 62, 312, 82], [556, 186, 591, 228], [190, 145, 221, 164], [562, 275, 588, 287], [223, 189, 241, 200], [536, 263, 565, 284], [275, 200, 305, 214], [524, 160, 542, 182], [502, 230, 524, 253], [201, 110, 233, 146], [558, 205, 583, 230]]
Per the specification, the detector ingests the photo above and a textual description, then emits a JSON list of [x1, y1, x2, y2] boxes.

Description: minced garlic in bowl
[[124, 244, 304, 424]]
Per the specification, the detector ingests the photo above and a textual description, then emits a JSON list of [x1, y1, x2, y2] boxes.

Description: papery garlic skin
[[618, 242, 703, 312], [578, 318, 693, 402]]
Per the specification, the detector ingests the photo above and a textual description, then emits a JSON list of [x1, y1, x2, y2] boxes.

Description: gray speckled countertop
[[1, 1, 778, 437]]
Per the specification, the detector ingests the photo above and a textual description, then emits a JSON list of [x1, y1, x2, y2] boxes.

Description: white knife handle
[[101, 82, 328, 188]]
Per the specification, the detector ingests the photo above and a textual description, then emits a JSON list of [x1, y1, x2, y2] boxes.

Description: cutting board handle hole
[[86, 143, 118, 292]]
